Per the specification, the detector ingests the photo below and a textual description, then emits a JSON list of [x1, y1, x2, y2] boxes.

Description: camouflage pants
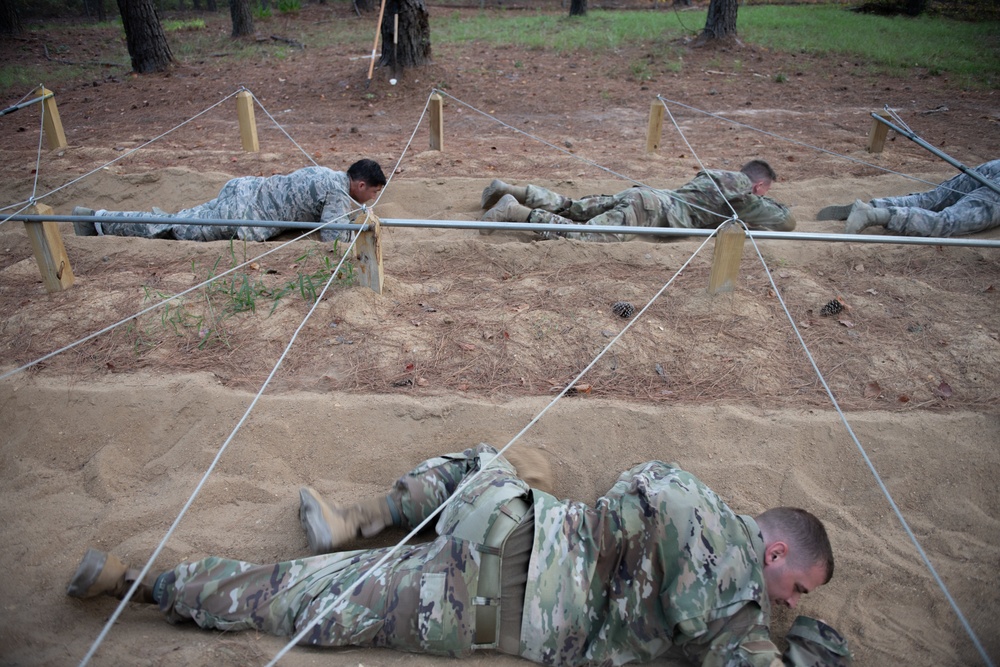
[[95, 184, 282, 241], [523, 184, 674, 242], [157, 445, 531, 656], [874, 160, 1000, 237]]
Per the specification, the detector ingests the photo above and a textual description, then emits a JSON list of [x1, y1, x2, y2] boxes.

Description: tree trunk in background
[[569, 0, 586, 17], [378, 0, 430, 69], [355, 0, 374, 12], [206, 0, 217, 11], [229, 0, 254, 37], [0, 0, 24, 36], [697, 0, 738, 43], [116, 0, 173, 73]]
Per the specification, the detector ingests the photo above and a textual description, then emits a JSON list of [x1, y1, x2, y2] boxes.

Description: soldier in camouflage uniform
[[821, 159, 1000, 237], [480, 160, 795, 242], [67, 444, 852, 666], [71, 159, 386, 243]]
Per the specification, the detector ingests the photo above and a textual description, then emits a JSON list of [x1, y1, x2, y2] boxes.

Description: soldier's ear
[[764, 541, 788, 565]]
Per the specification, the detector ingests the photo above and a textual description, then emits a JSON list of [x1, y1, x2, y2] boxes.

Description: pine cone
[[819, 298, 844, 317], [612, 301, 635, 319]]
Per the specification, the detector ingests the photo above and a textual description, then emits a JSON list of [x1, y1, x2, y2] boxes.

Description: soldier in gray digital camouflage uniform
[[71, 159, 386, 243], [819, 159, 1000, 237], [68, 443, 852, 666], [479, 160, 795, 241]]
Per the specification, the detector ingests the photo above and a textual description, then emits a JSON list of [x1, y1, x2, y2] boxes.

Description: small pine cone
[[612, 301, 635, 319], [819, 299, 844, 317]]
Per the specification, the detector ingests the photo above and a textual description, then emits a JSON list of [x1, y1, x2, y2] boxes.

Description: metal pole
[[10, 213, 1000, 248], [871, 113, 1000, 197], [0, 93, 54, 117]]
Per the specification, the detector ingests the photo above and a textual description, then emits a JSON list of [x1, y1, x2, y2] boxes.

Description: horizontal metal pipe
[[0, 93, 54, 117], [7, 213, 1000, 249], [872, 113, 1000, 197]]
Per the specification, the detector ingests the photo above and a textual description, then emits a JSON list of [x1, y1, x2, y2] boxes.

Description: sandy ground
[[1, 162, 998, 667]]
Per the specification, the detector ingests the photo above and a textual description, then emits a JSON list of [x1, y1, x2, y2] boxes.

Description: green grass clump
[[162, 18, 206, 32]]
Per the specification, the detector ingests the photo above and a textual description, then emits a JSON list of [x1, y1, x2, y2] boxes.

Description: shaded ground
[[0, 5, 999, 667]]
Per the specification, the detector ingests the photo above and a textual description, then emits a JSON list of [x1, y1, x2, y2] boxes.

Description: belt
[[472, 495, 530, 648]]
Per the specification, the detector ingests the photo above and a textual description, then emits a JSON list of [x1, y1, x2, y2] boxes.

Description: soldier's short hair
[[756, 507, 834, 582], [349, 159, 388, 187], [740, 159, 778, 185]]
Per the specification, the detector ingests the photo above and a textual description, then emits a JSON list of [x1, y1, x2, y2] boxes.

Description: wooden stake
[[867, 112, 890, 154], [38, 86, 68, 151], [236, 90, 259, 153], [24, 203, 74, 293], [645, 100, 665, 154], [707, 220, 745, 294], [367, 0, 388, 83], [354, 209, 384, 294], [429, 93, 444, 151]]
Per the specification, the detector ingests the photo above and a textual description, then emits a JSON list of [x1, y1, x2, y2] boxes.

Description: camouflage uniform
[[522, 170, 794, 241], [91, 166, 357, 242], [153, 446, 851, 666], [871, 159, 1000, 237]]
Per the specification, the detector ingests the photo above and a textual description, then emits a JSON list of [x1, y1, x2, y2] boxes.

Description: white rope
[[660, 94, 993, 667], [246, 88, 320, 167], [78, 225, 367, 667], [432, 88, 730, 223], [0, 88, 375, 383], [263, 141, 721, 665], [655, 94, 957, 193], [0, 90, 244, 216], [739, 222, 995, 667]]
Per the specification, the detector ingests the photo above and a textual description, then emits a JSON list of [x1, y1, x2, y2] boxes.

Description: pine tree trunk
[[378, 0, 430, 69], [355, 0, 374, 12], [698, 0, 738, 42], [569, 0, 586, 17], [0, 0, 24, 36], [116, 0, 174, 73], [229, 0, 254, 37]]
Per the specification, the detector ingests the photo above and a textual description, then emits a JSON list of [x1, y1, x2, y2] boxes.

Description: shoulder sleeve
[[736, 196, 796, 231], [679, 603, 782, 667], [782, 616, 853, 666]]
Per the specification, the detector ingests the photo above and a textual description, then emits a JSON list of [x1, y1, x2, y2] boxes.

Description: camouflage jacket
[[204, 165, 357, 242], [664, 170, 792, 230], [520, 462, 795, 666]]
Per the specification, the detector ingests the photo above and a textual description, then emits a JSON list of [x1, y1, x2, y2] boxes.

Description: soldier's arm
[[678, 603, 783, 667], [737, 196, 796, 232]]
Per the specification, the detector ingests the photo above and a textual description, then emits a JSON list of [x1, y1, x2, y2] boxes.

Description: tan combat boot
[[481, 194, 533, 224], [67, 548, 158, 603], [845, 199, 891, 234], [481, 180, 528, 209], [299, 487, 398, 555]]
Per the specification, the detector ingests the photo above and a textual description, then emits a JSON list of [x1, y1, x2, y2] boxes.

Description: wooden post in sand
[[429, 93, 444, 151], [867, 112, 891, 154], [646, 100, 665, 154], [354, 209, 384, 294], [38, 87, 68, 151], [707, 220, 745, 294], [236, 90, 260, 153], [24, 203, 74, 293]]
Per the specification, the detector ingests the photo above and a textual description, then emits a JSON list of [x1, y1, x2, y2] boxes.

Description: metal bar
[[871, 113, 1000, 197], [10, 213, 1000, 248], [0, 93, 55, 117]]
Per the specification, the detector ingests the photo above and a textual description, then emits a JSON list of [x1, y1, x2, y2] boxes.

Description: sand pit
[[1, 166, 999, 667]]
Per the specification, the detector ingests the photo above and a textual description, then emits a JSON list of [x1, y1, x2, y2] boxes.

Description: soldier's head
[[740, 159, 778, 196], [756, 507, 833, 609], [348, 159, 388, 203]]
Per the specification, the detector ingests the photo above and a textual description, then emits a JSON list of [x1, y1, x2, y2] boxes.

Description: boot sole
[[816, 204, 854, 221], [299, 487, 335, 554], [67, 548, 110, 598]]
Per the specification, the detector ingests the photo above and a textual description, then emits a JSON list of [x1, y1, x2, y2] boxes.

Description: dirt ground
[[1, 4, 999, 667]]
